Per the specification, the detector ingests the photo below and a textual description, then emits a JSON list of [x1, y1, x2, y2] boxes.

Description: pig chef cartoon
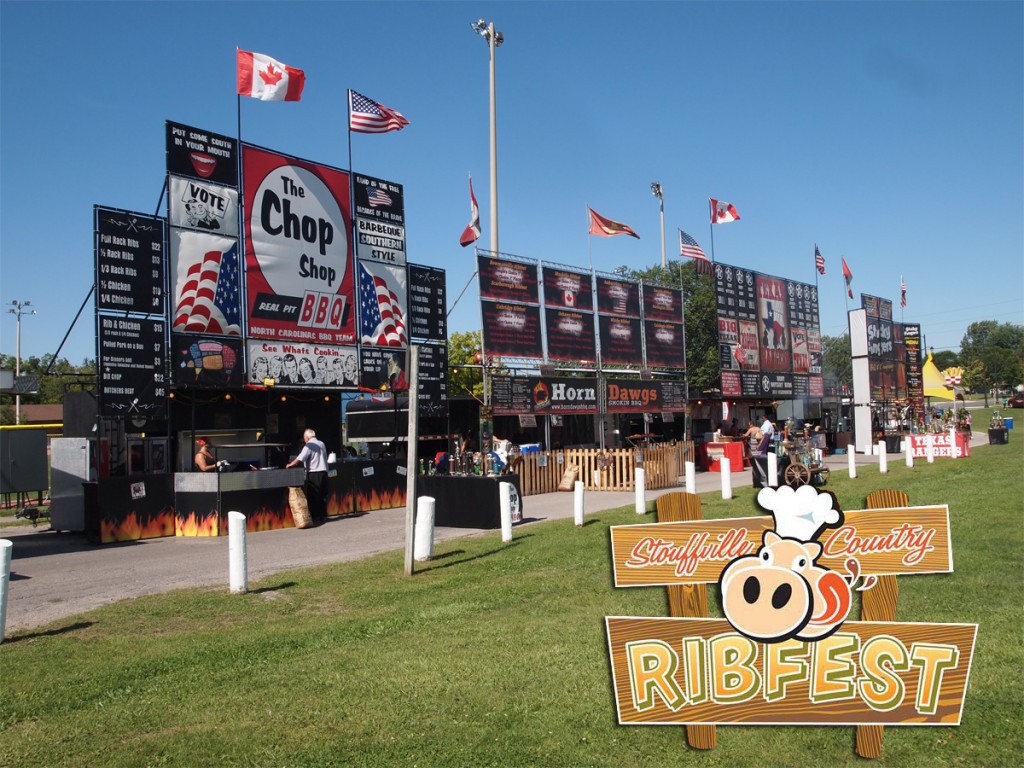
[[720, 485, 854, 643]]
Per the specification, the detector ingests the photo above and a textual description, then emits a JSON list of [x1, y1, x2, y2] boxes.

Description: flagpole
[[347, 89, 360, 362], [347, 88, 355, 244], [709, 199, 716, 264], [678, 257, 691, 441], [814, 246, 819, 302], [586, 203, 593, 272], [842, 256, 849, 315]]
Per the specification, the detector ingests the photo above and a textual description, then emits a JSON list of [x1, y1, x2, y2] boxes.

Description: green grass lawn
[[2, 444, 1022, 767]]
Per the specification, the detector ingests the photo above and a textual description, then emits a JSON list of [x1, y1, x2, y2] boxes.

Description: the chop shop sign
[[244, 145, 355, 345]]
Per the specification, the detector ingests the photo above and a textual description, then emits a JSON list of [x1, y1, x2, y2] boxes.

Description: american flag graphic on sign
[[367, 186, 393, 207], [359, 261, 407, 346], [172, 236, 241, 335]]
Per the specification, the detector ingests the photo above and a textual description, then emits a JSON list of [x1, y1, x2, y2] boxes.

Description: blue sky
[[1, 1, 1021, 366]]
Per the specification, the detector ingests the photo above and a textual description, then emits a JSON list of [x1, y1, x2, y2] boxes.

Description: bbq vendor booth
[[68, 135, 445, 543]]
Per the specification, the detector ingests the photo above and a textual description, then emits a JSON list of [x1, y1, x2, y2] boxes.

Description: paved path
[[0, 436, 984, 634]]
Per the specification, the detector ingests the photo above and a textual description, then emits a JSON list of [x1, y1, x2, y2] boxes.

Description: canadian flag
[[459, 174, 481, 247], [237, 49, 305, 102], [710, 198, 740, 224]]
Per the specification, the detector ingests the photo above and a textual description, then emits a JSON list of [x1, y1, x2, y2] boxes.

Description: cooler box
[[1005, 417, 1014, 430], [520, 443, 542, 454]]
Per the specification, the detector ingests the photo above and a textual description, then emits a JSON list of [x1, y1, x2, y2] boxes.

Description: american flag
[[900, 274, 907, 308], [679, 229, 713, 274], [367, 186, 393, 207], [815, 244, 826, 275], [359, 261, 407, 346], [173, 242, 240, 335], [349, 90, 410, 134]]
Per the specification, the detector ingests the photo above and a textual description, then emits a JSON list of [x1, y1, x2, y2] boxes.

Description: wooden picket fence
[[509, 442, 694, 496]]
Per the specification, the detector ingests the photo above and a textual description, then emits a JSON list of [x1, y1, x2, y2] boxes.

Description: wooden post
[[856, 489, 909, 759], [656, 491, 717, 750]]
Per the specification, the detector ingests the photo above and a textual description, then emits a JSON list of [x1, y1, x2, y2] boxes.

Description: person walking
[[286, 429, 330, 524]]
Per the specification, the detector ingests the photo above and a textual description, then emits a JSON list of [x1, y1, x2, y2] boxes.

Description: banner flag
[[237, 49, 305, 101]]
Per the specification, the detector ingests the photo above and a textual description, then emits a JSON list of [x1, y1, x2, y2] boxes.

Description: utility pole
[[8, 300, 36, 425]]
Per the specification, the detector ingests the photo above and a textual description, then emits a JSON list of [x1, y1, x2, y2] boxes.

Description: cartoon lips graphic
[[189, 151, 217, 178]]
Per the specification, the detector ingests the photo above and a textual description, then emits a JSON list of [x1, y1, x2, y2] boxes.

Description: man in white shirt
[[760, 416, 776, 440], [287, 429, 329, 524]]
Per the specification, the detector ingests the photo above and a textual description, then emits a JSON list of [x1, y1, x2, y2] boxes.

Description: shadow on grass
[[419, 538, 530, 572], [250, 581, 298, 594], [4, 621, 95, 643]]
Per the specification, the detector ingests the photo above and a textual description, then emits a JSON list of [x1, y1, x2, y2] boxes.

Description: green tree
[[447, 330, 484, 403], [0, 353, 96, 424], [958, 321, 1024, 402], [626, 259, 718, 394], [821, 333, 852, 396], [931, 350, 959, 371]]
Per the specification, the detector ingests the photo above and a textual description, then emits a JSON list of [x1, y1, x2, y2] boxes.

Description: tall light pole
[[651, 182, 666, 269], [471, 19, 503, 256], [8, 300, 36, 425]]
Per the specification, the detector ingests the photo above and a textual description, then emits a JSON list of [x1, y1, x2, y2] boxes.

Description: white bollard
[[685, 461, 696, 494], [926, 434, 935, 463], [878, 441, 888, 474], [848, 450, 857, 479], [721, 458, 733, 499], [767, 452, 778, 487], [499, 482, 513, 542], [635, 467, 646, 515], [414, 496, 436, 561], [0, 539, 12, 643], [228, 511, 248, 594], [905, 439, 914, 468], [573, 481, 585, 527]]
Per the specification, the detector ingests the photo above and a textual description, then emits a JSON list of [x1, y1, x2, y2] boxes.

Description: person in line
[[739, 421, 763, 459], [194, 438, 225, 472], [758, 415, 776, 456], [286, 429, 329, 524]]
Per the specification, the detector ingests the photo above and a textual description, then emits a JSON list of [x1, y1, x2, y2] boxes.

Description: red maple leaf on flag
[[260, 65, 283, 86]]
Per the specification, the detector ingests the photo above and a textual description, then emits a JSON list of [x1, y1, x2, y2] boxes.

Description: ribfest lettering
[[605, 489, 976, 733], [606, 617, 975, 725]]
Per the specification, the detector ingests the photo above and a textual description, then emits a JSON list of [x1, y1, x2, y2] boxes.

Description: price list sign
[[408, 264, 446, 342], [416, 342, 448, 417], [714, 263, 757, 322], [94, 207, 166, 315], [98, 316, 167, 415]]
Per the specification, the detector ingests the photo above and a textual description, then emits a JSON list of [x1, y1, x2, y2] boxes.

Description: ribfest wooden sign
[[610, 505, 952, 586], [605, 487, 977, 740]]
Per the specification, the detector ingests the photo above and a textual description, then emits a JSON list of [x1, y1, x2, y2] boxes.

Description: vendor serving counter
[[94, 458, 409, 543], [175, 468, 306, 536], [701, 441, 748, 473], [417, 474, 523, 529]]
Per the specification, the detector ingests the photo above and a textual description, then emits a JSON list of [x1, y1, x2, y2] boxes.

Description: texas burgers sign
[[243, 145, 356, 345]]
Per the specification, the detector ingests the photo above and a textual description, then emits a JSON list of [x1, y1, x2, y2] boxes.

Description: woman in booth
[[194, 438, 225, 472]]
